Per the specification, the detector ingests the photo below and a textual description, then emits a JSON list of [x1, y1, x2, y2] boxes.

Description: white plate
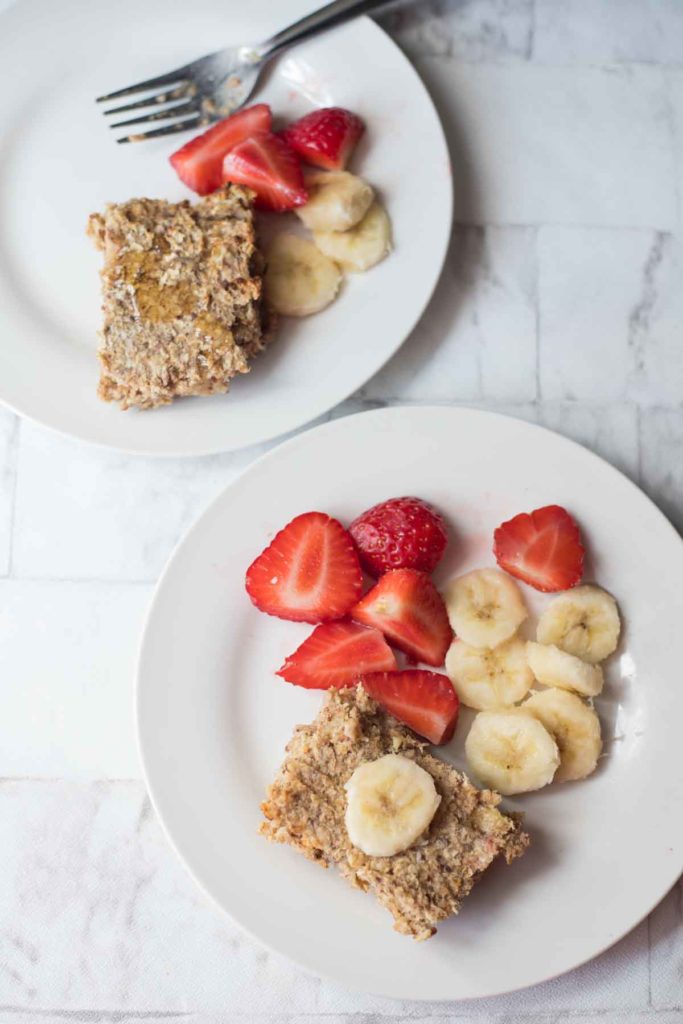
[[0, 0, 450, 457], [138, 406, 683, 1000]]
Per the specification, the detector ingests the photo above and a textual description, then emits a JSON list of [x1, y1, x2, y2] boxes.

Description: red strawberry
[[493, 504, 584, 593], [351, 569, 452, 667], [169, 104, 271, 195], [277, 620, 396, 689], [361, 670, 459, 745], [281, 107, 364, 171], [349, 496, 448, 577], [246, 512, 362, 622], [222, 132, 307, 211]]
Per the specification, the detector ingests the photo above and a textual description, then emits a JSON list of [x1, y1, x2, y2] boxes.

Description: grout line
[[452, 220, 677, 234], [5, 414, 21, 578], [417, 50, 683, 72], [0, 776, 144, 784], [527, 0, 537, 62], [0, 1010, 681, 1022], [533, 224, 542, 402], [647, 908, 653, 1006], [350, 397, 680, 413], [0, 575, 155, 587], [0, 1011, 189, 1022], [636, 404, 644, 485]]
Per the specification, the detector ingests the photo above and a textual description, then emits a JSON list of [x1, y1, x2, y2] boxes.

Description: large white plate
[[0, 0, 450, 456], [137, 406, 683, 999]]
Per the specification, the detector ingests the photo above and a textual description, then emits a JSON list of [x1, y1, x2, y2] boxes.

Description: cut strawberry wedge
[[493, 504, 585, 593], [245, 511, 362, 622], [169, 104, 272, 195], [361, 670, 459, 745], [277, 620, 396, 689], [351, 568, 452, 667], [281, 106, 365, 171], [222, 132, 308, 211]]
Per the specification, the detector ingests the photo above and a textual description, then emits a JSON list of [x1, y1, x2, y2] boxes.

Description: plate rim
[[136, 404, 683, 999], [0, 7, 452, 458]]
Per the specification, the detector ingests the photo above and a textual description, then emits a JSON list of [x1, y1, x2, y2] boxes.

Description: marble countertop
[[0, 0, 682, 1021]]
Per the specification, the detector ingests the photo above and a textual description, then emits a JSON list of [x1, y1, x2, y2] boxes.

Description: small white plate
[[0, 0, 450, 457], [137, 406, 683, 1000]]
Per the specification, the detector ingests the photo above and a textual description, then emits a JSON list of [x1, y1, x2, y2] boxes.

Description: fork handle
[[260, 0, 396, 59]]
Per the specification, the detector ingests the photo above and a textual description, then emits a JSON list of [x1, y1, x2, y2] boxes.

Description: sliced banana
[[465, 709, 559, 796], [527, 641, 604, 697], [445, 568, 528, 650], [446, 636, 533, 710], [537, 585, 621, 663], [524, 688, 602, 782], [314, 201, 391, 272], [264, 233, 342, 317], [296, 170, 374, 233], [345, 754, 441, 858]]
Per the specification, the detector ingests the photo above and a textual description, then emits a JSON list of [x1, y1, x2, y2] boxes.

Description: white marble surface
[[0, 0, 682, 1020]]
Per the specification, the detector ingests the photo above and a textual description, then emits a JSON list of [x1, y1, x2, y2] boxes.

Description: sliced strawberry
[[222, 132, 307, 211], [349, 496, 448, 577], [277, 620, 396, 689], [361, 670, 459, 745], [351, 569, 452, 667], [281, 107, 365, 171], [169, 104, 272, 195], [493, 504, 584, 593], [245, 512, 362, 622]]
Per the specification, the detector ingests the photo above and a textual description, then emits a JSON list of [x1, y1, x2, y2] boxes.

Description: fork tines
[[97, 68, 203, 141], [115, 117, 203, 144], [109, 100, 199, 130], [96, 67, 188, 104]]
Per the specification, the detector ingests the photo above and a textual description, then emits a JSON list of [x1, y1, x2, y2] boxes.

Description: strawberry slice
[[361, 670, 459, 745], [351, 569, 452, 667], [169, 104, 272, 195], [277, 620, 396, 689], [493, 504, 585, 593], [281, 107, 365, 171], [222, 132, 308, 211], [245, 512, 362, 622]]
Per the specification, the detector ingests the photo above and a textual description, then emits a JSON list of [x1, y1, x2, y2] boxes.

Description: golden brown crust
[[87, 186, 271, 410], [260, 686, 530, 940]]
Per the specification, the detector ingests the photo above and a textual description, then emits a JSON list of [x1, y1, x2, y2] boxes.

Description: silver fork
[[97, 0, 395, 143]]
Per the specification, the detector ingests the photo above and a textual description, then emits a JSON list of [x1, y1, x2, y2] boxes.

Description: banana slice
[[345, 754, 441, 858], [527, 641, 604, 697], [313, 201, 391, 272], [524, 688, 602, 782], [445, 568, 528, 649], [537, 585, 621, 663], [446, 636, 533, 710], [264, 233, 342, 317], [296, 170, 374, 232], [465, 709, 559, 796]]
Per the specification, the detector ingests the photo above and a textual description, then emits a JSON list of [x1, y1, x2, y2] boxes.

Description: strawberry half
[[361, 670, 459, 745], [245, 512, 362, 622], [281, 107, 365, 171], [351, 568, 452, 667], [349, 496, 448, 577], [493, 504, 585, 593], [222, 132, 307, 211], [169, 104, 272, 195], [277, 620, 396, 689]]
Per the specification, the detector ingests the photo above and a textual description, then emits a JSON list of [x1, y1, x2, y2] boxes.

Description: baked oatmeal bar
[[260, 686, 529, 940], [87, 185, 270, 410]]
